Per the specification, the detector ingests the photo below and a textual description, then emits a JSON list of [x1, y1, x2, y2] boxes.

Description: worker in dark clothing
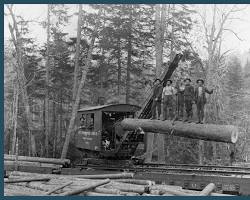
[[183, 78, 194, 122], [162, 79, 176, 120], [176, 80, 185, 121], [151, 79, 163, 119], [194, 79, 213, 124]]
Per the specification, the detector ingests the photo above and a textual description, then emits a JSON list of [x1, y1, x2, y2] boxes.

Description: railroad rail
[[73, 163, 250, 176]]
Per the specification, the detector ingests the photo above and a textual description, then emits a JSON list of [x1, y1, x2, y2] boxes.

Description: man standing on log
[[183, 78, 194, 122], [194, 79, 213, 124], [151, 79, 163, 119], [162, 79, 176, 120], [176, 80, 185, 121]]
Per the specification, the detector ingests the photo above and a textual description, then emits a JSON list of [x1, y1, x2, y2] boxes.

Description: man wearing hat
[[161, 79, 176, 120], [183, 78, 195, 122], [151, 78, 163, 119], [195, 79, 213, 124]]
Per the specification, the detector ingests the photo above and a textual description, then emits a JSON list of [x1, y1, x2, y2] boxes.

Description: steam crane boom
[[137, 53, 183, 119]]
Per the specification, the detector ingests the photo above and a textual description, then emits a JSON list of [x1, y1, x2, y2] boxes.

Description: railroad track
[[73, 163, 250, 176], [143, 162, 250, 171], [60, 163, 250, 195]]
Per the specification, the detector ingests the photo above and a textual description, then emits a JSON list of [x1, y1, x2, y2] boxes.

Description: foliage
[[4, 4, 249, 163]]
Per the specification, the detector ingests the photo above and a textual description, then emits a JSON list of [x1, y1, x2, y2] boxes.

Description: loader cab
[[75, 104, 141, 158]]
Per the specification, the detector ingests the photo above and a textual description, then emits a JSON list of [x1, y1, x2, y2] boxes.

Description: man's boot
[[196, 116, 201, 124], [184, 116, 189, 122], [188, 114, 193, 123], [200, 117, 204, 124]]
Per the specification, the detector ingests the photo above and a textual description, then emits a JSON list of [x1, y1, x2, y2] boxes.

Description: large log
[[59, 179, 110, 196], [150, 185, 192, 196], [5, 165, 58, 174], [199, 183, 216, 196], [83, 192, 121, 196], [106, 182, 148, 194], [4, 184, 45, 196], [121, 119, 239, 143], [9, 171, 117, 182], [5, 177, 50, 183], [4, 160, 62, 168], [4, 154, 70, 165], [94, 187, 121, 194], [114, 179, 155, 185], [95, 187, 140, 196]]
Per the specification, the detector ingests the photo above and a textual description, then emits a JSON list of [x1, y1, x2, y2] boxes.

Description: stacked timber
[[4, 154, 70, 173], [4, 171, 233, 196]]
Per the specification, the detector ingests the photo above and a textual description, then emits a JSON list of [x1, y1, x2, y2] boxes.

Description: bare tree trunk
[[126, 40, 131, 104], [52, 100, 56, 158], [7, 5, 37, 156], [155, 4, 162, 78], [126, 6, 132, 104], [28, 130, 31, 156], [61, 9, 101, 159], [169, 5, 175, 60], [155, 4, 167, 163], [41, 99, 45, 156], [117, 37, 121, 97], [55, 103, 58, 157], [72, 4, 83, 101], [45, 4, 51, 157], [60, 92, 63, 138], [97, 47, 106, 105], [11, 83, 19, 155], [145, 4, 162, 163]]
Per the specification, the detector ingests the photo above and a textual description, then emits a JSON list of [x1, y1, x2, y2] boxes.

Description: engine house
[[73, 104, 144, 160]]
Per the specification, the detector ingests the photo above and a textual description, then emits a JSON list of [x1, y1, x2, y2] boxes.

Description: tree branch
[[223, 28, 243, 41]]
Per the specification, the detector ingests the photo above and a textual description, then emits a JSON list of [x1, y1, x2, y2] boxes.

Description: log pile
[[4, 171, 233, 196]]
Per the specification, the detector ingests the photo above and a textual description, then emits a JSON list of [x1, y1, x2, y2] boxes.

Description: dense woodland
[[4, 4, 250, 164]]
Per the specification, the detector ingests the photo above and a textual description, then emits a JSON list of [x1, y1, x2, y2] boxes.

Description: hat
[[196, 79, 204, 84], [184, 78, 191, 82], [166, 79, 173, 84], [153, 78, 161, 84]]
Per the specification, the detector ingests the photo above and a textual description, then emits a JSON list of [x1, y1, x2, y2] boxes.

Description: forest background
[[4, 4, 250, 164]]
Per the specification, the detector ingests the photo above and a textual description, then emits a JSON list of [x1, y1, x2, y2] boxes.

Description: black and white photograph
[[3, 3, 250, 196]]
